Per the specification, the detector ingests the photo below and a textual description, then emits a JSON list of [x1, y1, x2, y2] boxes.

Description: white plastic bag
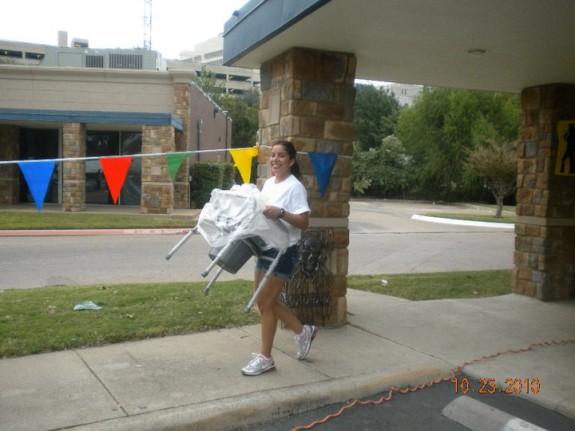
[[197, 184, 289, 251]]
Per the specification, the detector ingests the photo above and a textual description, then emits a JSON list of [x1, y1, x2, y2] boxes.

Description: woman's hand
[[263, 206, 309, 230], [263, 206, 282, 219]]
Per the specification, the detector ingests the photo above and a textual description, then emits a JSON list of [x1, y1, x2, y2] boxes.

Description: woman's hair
[[272, 140, 301, 179]]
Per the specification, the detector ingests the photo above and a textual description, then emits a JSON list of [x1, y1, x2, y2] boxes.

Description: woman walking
[[241, 140, 319, 376]]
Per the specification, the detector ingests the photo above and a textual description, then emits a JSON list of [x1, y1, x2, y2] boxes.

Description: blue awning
[[0, 108, 184, 131]]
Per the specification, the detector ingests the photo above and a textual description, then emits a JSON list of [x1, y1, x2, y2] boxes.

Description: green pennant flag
[[167, 153, 194, 181]]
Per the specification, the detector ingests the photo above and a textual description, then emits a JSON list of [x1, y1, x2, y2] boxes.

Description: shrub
[[190, 162, 235, 208]]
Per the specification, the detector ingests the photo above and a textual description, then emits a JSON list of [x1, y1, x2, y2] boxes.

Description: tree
[[195, 65, 226, 105], [396, 87, 520, 201], [352, 135, 415, 198], [195, 66, 259, 149], [219, 90, 259, 149], [465, 139, 518, 218], [354, 84, 401, 151]]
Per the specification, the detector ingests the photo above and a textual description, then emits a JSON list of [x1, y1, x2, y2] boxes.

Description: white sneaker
[[241, 353, 275, 376], [295, 325, 319, 360]]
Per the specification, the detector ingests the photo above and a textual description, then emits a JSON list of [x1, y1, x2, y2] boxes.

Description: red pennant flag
[[99, 156, 133, 204]]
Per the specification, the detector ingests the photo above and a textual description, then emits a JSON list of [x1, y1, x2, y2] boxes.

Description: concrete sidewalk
[[1, 289, 574, 431]]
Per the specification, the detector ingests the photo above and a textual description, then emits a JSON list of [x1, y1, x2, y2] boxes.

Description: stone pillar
[[513, 84, 575, 300], [0, 125, 19, 204], [259, 47, 356, 326], [62, 123, 86, 212], [141, 125, 175, 214], [173, 81, 191, 209]]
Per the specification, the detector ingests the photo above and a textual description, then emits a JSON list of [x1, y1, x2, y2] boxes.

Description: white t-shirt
[[260, 174, 311, 246]]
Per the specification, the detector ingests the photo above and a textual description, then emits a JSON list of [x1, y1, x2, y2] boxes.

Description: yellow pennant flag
[[229, 146, 259, 183]]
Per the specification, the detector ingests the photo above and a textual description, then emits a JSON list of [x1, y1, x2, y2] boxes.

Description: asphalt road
[[247, 374, 575, 431], [0, 200, 515, 290]]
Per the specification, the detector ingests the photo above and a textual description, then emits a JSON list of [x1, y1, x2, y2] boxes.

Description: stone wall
[[0, 125, 19, 204], [173, 82, 191, 209], [141, 125, 175, 214], [62, 123, 86, 212], [513, 84, 575, 300], [258, 47, 356, 326]]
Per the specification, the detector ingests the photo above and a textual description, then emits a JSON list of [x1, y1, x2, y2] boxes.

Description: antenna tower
[[143, 0, 152, 50]]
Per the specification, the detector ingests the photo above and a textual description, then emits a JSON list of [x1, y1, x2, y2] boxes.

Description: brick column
[[173, 81, 192, 209], [0, 125, 19, 204], [62, 123, 86, 212], [513, 84, 575, 300], [141, 125, 175, 214], [259, 48, 356, 326]]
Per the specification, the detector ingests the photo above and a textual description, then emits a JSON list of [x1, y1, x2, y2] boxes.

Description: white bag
[[197, 184, 289, 251]]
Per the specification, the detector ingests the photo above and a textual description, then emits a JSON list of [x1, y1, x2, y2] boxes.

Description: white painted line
[[442, 396, 548, 431], [412, 214, 515, 229], [503, 418, 548, 431]]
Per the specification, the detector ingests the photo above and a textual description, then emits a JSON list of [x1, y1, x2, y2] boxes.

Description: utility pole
[[143, 0, 152, 50]]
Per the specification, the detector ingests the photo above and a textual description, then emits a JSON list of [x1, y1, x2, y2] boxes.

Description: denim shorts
[[255, 244, 299, 280]]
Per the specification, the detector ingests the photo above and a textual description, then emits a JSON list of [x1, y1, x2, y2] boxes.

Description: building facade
[[174, 35, 261, 95], [0, 39, 231, 213]]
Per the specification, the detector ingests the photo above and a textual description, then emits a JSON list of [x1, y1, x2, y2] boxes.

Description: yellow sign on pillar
[[555, 120, 575, 176]]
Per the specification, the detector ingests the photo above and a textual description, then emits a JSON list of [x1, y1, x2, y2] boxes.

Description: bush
[[190, 162, 235, 208], [352, 136, 415, 198]]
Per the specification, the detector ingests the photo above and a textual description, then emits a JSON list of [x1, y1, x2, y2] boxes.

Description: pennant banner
[[167, 152, 195, 181], [18, 160, 56, 212], [4, 147, 346, 211], [229, 146, 259, 184], [99, 156, 133, 204], [309, 152, 337, 197]]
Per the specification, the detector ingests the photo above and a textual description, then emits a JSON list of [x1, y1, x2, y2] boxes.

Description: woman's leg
[[273, 301, 303, 333], [255, 272, 303, 358]]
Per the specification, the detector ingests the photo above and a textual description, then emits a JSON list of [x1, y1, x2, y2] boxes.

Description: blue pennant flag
[[308, 152, 337, 197], [18, 160, 56, 212]]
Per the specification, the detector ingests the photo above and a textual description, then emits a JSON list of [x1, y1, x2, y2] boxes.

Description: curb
[[65, 365, 451, 431], [0, 228, 191, 237]]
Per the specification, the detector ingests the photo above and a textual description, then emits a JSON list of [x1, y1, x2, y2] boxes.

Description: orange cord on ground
[[291, 337, 575, 431]]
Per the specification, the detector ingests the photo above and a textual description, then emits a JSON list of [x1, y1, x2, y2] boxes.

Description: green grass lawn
[[0, 205, 513, 358], [0, 211, 195, 230], [0, 280, 259, 358], [0, 203, 515, 230], [348, 270, 512, 300], [0, 270, 512, 358]]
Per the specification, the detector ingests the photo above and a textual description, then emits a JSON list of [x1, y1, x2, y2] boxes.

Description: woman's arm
[[263, 206, 309, 230]]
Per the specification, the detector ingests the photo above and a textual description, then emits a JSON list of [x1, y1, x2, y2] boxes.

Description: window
[[109, 53, 143, 70], [18, 129, 59, 204], [0, 49, 23, 58], [85, 131, 142, 205], [25, 52, 45, 60], [86, 55, 104, 68]]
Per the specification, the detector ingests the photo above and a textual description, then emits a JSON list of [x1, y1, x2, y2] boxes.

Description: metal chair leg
[[244, 248, 285, 313], [203, 266, 225, 295]]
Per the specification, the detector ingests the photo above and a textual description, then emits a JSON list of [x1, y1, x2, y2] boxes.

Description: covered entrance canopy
[[223, 0, 575, 314], [223, 0, 575, 92]]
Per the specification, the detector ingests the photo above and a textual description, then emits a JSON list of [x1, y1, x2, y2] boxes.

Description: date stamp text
[[451, 377, 541, 395]]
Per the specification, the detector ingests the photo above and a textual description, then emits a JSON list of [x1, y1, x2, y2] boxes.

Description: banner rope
[[0, 148, 228, 166], [0, 145, 353, 166]]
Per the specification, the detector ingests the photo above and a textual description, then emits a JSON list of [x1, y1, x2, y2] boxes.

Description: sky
[[0, 0, 249, 59]]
